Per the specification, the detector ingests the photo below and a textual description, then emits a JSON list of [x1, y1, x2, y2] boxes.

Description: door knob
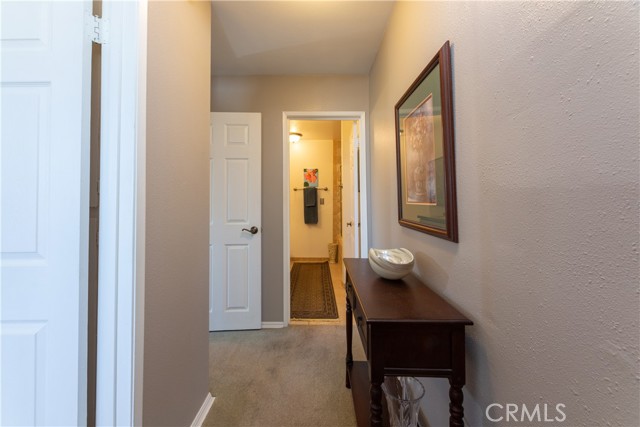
[[242, 226, 259, 235], [346, 221, 353, 227]]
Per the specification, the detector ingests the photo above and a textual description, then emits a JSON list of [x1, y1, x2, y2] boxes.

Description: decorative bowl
[[368, 248, 414, 280]]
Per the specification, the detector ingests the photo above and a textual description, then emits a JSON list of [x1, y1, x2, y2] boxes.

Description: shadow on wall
[[462, 328, 495, 424], [413, 251, 450, 292], [414, 251, 494, 426]]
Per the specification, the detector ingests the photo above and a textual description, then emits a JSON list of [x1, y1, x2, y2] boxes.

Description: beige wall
[[369, 2, 639, 426], [289, 140, 334, 258], [211, 75, 369, 321], [144, 1, 211, 425]]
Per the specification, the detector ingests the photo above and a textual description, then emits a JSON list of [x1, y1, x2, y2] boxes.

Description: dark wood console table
[[344, 258, 473, 427]]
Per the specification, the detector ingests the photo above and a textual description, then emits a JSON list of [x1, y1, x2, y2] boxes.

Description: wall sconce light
[[289, 132, 302, 143]]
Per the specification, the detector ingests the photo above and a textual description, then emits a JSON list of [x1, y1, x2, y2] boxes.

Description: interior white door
[[210, 113, 262, 331], [1, 1, 91, 425], [341, 121, 359, 279]]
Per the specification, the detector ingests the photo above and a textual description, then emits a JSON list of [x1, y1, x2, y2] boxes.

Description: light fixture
[[289, 132, 302, 143]]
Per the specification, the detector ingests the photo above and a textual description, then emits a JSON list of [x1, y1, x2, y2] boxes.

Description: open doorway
[[287, 120, 344, 324], [282, 112, 369, 326]]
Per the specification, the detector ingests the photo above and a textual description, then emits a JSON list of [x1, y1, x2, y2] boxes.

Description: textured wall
[[211, 75, 369, 321], [144, 1, 211, 425], [369, 1, 639, 426]]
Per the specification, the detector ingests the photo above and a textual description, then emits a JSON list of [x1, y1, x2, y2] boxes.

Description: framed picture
[[303, 168, 319, 187], [395, 41, 458, 242]]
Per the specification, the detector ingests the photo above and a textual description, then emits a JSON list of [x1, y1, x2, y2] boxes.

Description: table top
[[344, 258, 473, 325]]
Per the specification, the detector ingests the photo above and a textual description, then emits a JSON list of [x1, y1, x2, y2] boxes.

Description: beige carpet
[[204, 325, 365, 427]]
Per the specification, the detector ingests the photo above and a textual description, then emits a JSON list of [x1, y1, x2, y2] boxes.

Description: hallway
[[204, 324, 365, 426]]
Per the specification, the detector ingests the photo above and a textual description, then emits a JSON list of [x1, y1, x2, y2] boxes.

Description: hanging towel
[[303, 187, 318, 224]]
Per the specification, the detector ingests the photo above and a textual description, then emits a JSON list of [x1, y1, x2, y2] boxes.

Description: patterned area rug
[[290, 262, 338, 319]]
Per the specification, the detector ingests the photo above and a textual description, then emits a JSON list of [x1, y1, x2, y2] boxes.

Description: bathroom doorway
[[282, 112, 369, 325]]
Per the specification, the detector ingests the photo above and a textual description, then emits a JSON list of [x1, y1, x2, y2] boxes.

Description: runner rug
[[290, 262, 338, 319]]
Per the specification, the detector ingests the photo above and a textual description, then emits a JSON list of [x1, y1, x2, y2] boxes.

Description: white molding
[[191, 393, 214, 427], [356, 117, 369, 257], [95, 0, 147, 425], [262, 322, 285, 329], [133, 1, 148, 425], [282, 113, 291, 327], [282, 111, 369, 325]]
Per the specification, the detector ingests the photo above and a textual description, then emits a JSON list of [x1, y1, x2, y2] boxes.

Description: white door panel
[[1, 1, 91, 425], [210, 113, 261, 331]]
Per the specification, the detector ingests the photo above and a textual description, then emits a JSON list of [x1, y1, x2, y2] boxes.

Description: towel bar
[[293, 187, 329, 191]]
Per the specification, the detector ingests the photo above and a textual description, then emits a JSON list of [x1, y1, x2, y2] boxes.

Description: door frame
[[282, 111, 369, 326], [94, 1, 147, 425]]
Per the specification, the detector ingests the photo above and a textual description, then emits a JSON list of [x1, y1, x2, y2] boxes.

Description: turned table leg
[[449, 328, 466, 427], [449, 381, 465, 427], [370, 379, 383, 427]]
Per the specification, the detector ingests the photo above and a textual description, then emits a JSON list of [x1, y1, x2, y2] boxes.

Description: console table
[[344, 258, 473, 427]]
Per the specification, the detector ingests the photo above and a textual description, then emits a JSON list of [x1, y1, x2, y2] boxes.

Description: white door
[[1, 1, 91, 425], [210, 113, 262, 331], [341, 121, 360, 279]]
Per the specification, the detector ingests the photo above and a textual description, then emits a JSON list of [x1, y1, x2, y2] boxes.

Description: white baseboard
[[191, 392, 214, 427], [261, 321, 285, 329]]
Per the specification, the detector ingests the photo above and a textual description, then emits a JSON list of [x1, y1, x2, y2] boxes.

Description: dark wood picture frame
[[395, 40, 458, 242]]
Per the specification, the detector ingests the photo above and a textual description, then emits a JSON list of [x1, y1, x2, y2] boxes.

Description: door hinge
[[88, 15, 109, 45]]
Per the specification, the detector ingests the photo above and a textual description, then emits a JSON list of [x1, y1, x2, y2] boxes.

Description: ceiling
[[289, 120, 341, 141], [211, 1, 396, 76]]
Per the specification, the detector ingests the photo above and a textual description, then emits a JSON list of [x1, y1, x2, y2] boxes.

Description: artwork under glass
[[395, 41, 458, 242]]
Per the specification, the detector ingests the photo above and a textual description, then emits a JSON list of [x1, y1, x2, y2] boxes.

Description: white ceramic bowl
[[368, 248, 414, 280]]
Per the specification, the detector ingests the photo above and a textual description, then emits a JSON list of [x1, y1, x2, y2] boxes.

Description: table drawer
[[346, 281, 354, 307], [353, 302, 368, 355], [347, 282, 368, 356]]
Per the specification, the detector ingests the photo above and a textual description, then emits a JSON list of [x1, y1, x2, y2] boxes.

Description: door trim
[[282, 111, 369, 326], [190, 393, 215, 427], [95, 1, 147, 425]]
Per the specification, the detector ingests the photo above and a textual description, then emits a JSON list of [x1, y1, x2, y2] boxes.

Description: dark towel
[[304, 187, 317, 206], [303, 187, 318, 224]]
